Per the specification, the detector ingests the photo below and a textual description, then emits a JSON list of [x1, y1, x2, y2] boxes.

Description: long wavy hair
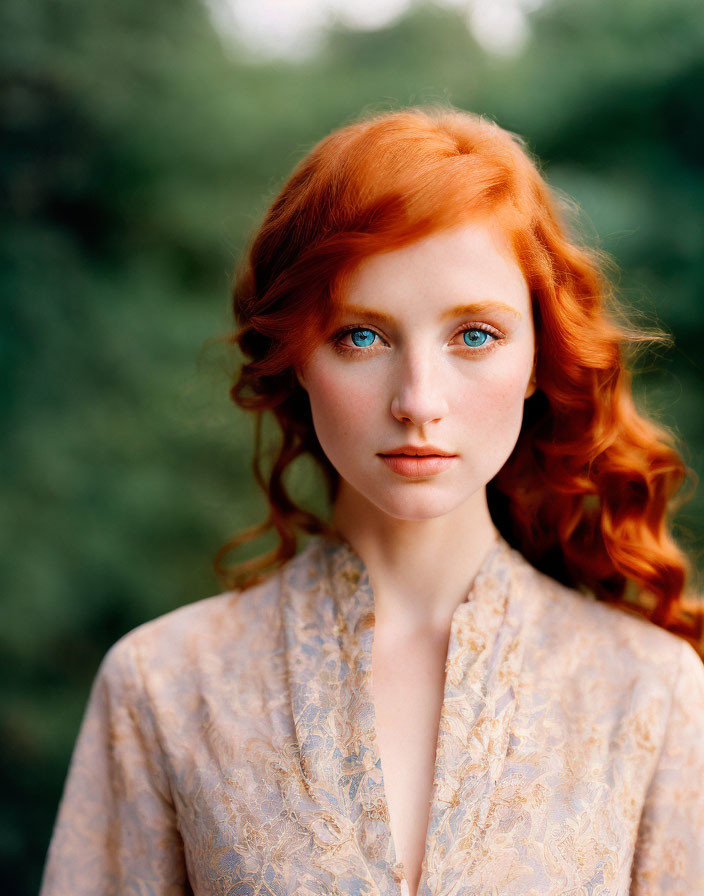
[[215, 104, 703, 656]]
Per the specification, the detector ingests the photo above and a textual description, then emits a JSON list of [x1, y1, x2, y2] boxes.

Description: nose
[[390, 351, 449, 429]]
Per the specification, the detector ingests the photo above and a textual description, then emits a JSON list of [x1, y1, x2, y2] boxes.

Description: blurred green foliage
[[2, 0, 704, 890]]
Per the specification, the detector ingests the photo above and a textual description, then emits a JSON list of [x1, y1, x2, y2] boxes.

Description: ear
[[525, 351, 537, 399], [294, 365, 307, 392]]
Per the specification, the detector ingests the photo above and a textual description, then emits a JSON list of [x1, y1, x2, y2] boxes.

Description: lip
[[379, 444, 455, 456], [378, 453, 457, 477]]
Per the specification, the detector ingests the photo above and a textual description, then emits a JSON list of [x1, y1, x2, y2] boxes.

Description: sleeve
[[630, 639, 704, 894], [39, 634, 192, 895]]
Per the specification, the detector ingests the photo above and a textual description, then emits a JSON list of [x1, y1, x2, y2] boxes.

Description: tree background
[[2, 0, 703, 890]]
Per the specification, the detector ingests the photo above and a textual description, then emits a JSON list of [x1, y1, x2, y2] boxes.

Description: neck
[[329, 486, 500, 636]]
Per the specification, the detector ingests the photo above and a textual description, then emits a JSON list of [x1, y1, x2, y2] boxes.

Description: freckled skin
[[296, 218, 537, 525]]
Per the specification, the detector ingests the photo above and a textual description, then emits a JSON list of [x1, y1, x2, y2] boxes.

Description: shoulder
[[94, 563, 293, 697], [507, 544, 698, 698]]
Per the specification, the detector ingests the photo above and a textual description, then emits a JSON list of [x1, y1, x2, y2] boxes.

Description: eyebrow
[[335, 301, 522, 324]]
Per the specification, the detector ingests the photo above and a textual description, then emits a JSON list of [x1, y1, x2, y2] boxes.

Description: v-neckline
[[282, 530, 525, 896]]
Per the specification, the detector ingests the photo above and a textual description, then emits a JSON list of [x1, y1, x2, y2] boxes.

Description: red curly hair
[[216, 104, 703, 657]]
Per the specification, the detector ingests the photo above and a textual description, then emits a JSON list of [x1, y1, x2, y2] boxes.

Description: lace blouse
[[39, 531, 704, 895]]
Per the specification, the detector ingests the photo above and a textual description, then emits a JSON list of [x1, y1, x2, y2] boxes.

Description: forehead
[[338, 218, 530, 319]]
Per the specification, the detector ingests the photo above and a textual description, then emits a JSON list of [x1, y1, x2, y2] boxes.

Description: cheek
[[455, 355, 530, 431], [306, 365, 379, 443]]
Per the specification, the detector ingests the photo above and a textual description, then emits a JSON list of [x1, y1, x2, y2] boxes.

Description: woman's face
[[295, 217, 537, 522]]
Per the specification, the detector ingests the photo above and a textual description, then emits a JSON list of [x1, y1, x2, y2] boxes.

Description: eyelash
[[330, 323, 504, 358]]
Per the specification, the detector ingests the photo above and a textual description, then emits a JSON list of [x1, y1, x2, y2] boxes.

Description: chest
[[160, 615, 659, 896], [370, 627, 450, 896]]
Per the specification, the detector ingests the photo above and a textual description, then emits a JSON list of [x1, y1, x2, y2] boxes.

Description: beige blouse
[[39, 531, 704, 895]]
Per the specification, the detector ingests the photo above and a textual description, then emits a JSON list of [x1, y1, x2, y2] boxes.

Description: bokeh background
[[3, 0, 704, 890]]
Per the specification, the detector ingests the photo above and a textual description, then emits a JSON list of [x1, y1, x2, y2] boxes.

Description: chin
[[368, 487, 472, 521]]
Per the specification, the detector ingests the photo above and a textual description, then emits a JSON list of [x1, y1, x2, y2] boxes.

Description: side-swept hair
[[216, 105, 703, 655]]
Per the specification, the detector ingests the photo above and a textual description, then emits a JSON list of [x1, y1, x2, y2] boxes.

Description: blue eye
[[463, 329, 489, 347], [350, 329, 376, 348]]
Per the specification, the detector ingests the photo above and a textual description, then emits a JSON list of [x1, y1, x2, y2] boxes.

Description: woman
[[40, 107, 704, 896]]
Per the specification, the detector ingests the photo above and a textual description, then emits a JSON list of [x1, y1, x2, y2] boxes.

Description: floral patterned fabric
[[40, 531, 704, 895]]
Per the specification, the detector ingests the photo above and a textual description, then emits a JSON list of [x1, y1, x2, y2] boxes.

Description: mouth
[[378, 446, 456, 458], [379, 452, 456, 457], [377, 452, 457, 477]]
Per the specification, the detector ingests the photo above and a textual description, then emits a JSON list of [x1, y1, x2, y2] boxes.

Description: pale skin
[[295, 217, 537, 896]]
